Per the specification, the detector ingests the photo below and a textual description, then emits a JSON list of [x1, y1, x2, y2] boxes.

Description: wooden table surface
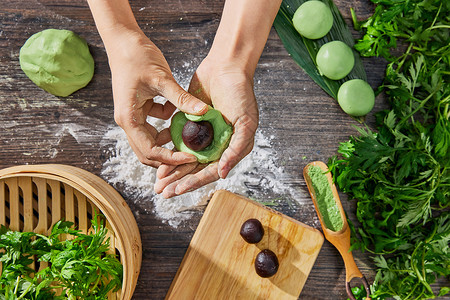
[[1, 0, 389, 299]]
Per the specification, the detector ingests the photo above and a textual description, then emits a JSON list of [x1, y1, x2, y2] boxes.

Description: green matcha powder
[[308, 166, 343, 231]]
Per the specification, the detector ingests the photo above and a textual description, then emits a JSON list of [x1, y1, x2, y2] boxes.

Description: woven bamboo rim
[[0, 164, 142, 300]]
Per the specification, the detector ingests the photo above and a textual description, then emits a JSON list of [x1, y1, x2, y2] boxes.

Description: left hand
[[154, 57, 259, 198], [106, 29, 208, 168]]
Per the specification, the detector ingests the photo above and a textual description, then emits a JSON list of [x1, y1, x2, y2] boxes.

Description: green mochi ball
[[19, 29, 94, 97], [316, 41, 355, 80], [292, 0, 334, 39], [337, 79, 375, 116], [170, 107, 233, 164]]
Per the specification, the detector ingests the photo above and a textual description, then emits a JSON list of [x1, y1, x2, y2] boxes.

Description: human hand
[[152, 0, 281, 197], [106, 29, 208, 168], [154, 57, 259, 198]]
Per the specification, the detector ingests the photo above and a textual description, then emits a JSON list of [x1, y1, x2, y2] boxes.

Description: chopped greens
[[329, 0, 449, 299], [0, 215, 123, 299]]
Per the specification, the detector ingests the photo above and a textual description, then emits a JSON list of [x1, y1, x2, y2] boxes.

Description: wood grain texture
[[166, 190, 324, 300], [4, 0, 446, 299], [0, 165, 142, 299]]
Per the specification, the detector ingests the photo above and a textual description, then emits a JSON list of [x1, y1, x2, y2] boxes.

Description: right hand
[[106, 29, 208, 168], [154, 55, 259, 198]]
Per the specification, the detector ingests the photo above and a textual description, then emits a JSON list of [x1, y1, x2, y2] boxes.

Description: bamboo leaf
[[274, 0, 368, 99]]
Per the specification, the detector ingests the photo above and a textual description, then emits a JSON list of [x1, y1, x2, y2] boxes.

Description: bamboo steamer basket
[[0, 164, 142, 300]]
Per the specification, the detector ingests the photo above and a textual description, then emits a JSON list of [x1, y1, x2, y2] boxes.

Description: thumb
[[161, 79, 208, 115]]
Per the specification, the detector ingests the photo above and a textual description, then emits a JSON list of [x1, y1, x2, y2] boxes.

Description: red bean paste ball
[[255, 249, 279, 278], [240, 219, 264, 244], [181, 120, 214, 151]]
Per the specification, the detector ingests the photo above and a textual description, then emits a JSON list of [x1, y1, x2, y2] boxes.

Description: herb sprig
[[329, 0, 449, 299], [0, 215, 123, 299]]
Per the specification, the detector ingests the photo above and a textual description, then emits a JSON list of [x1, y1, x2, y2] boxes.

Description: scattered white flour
[[101, 122, 297, 227], [100, 63, 298, 227], [54, 123, 92, 144]]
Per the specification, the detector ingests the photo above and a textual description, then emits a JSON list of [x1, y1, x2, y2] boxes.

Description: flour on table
[[100, 64, 297, 227], [101, 124, 297, 227]]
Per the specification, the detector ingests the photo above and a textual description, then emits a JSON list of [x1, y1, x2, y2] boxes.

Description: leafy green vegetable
[[0, 215, 123, 299], [274, 0, 367, 99], [329, 0, 449, 299], [347, 285, 368, 300]]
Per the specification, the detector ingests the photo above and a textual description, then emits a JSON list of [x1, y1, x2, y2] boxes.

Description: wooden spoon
[[303, 161, 371, 300]]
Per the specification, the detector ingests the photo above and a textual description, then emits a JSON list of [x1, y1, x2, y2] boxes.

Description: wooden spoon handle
[[346, 275, 371, 300], [303, 161, 371, 299], [329, 228, 371, 300], [324, 226, 362, 281], [324, 224, 371, 299]]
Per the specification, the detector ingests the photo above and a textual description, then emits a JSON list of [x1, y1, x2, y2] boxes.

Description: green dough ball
[[316, 41, 354, 80], [19, 29, 94, 97], [292, 0, 333, 39], [337, 79, 375, 116], [170, 107, 233, 163]]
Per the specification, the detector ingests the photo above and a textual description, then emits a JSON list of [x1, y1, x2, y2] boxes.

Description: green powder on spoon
[[308, 166, 343, 231]]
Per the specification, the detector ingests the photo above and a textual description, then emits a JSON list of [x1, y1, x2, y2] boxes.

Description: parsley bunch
[[0, 216, 123, 299], [330, 0, 449, 299]]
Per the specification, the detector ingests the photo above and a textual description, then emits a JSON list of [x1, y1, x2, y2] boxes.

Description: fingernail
[[185, 157, 198, 164], [176, 152, 197, 164], [194, 103, 208, 114], [163, 186, 176, 199], [154, 186, 162, 194], [175, 185, 182, 195]]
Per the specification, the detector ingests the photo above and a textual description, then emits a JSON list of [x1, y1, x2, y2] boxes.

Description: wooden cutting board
[[166, 190, 324, 300]]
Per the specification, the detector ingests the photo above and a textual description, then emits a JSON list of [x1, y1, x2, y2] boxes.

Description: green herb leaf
[[328, 0, 450, 298], [0, 214, 123, 299]]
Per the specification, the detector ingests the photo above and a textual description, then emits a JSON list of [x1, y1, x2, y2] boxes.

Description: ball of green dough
[[337, 79, 375, 116], [292, 0, 333, 39], [170, 107, 233, 164], [19, 29, 94, 97], [316, 41, 354, 80]]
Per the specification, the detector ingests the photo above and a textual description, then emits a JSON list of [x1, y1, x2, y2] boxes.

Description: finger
[[143, 122, 158, 136], [162, 163, 219, 198], [147, 102, 176, 119], [219, 141, 254, 178], [218, 116, 257, 179], [188, 73, 212, 105], [142, 122, 172, 146], [158, 162, 205, 182], [154, 162, 199, 194], [154, 128, 172, 146], [156, 145, 184, 178], [157, 164, 177, 179], [126, 124, 197, 165], [161, 80, 208, 115], [126, 137, 161, 168]]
